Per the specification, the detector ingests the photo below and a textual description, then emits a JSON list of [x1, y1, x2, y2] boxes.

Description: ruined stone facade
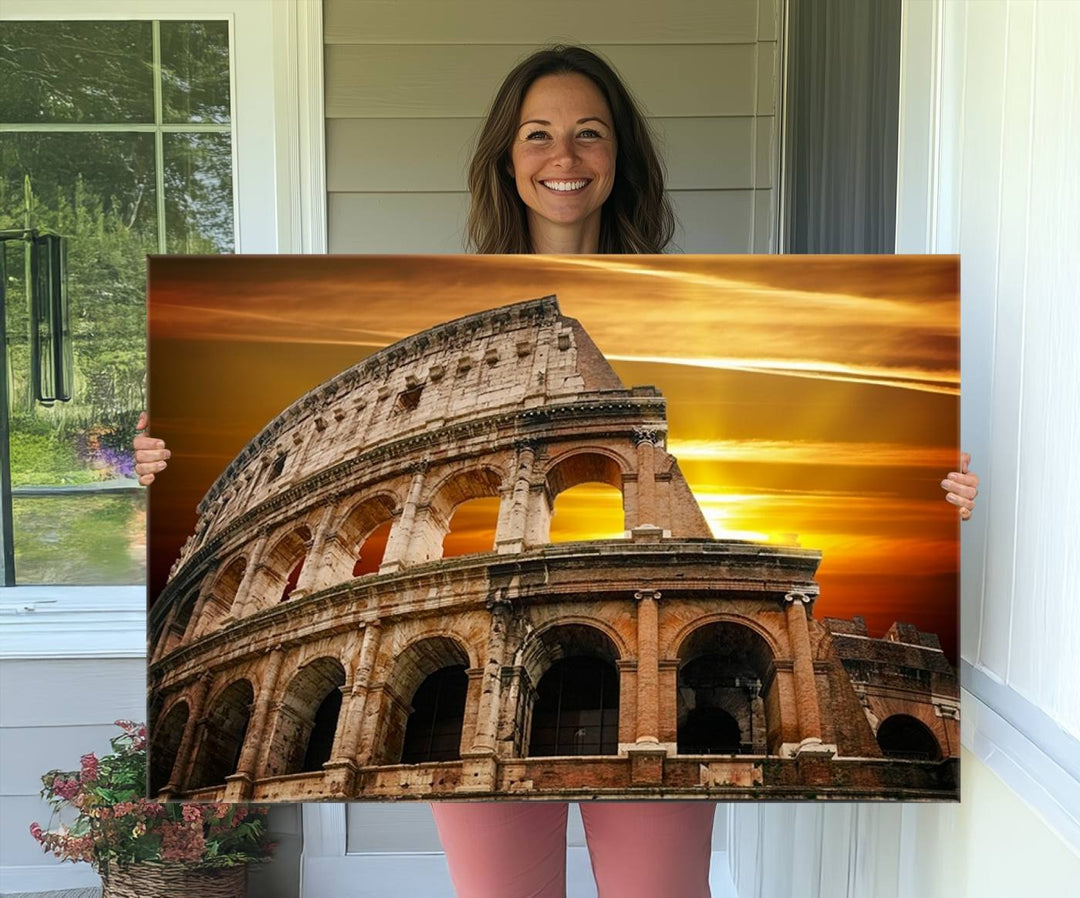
[[148, 297, 959, 802]]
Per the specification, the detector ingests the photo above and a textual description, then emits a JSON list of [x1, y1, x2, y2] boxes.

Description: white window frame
[[0, 0, 326, 658]]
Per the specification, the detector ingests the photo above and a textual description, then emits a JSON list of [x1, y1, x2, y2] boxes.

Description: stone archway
[[521, 623, 621, 758], [675, 621, 778, 755], [194, 556, 247, 636], [376, 636, 471, 764], [188, 679, 254, 790], [329, 493, 399, 582], [400, 665, 469, 762], [543, 451, 628, 544], [428, 467, 505, 560], [876, 714, 942, 761], [255, 525, 311, 605], [150, 700, 188, 793], [265, 657, 348, 776]]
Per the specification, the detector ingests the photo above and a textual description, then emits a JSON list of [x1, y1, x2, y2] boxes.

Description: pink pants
[[431, 801, 716, 898]]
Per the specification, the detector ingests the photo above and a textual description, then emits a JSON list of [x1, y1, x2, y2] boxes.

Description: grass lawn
[[13, 492, 146, 584]]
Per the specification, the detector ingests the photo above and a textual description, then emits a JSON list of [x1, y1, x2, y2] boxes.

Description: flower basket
[[31, 721, 273, 892], [102, 862, 246, 898]]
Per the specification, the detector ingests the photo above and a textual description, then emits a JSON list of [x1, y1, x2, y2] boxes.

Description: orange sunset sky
[[147, 254, 960, 662]]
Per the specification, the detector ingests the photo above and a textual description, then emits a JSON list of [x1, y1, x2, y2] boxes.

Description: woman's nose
[[548, 134, 579, 166]]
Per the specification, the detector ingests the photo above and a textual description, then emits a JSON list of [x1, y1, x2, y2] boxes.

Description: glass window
[[0, 19, 234, 584]]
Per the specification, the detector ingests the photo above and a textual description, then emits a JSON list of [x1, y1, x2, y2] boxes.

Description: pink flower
[[80, 753, 99, 782], [52, 777, 80, 801], [160, 821, 206, 863], [138, 799, 166, 818], [181, 805, 203, 824], [29, 822, 43, 842]]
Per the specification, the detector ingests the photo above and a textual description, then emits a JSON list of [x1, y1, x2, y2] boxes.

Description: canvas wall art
[[146, 254, 960, 803]]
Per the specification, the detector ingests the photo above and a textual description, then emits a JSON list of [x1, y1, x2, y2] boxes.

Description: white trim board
[[960, 682, 1080, 854], [0, 587, 145, 660]]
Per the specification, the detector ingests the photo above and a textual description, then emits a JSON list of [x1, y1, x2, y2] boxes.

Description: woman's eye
[[579, 129, 602, 138], [525, 130, 550, 140]]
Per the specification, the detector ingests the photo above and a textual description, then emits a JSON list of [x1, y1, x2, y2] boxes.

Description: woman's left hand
[[942, 452, 979, 521]]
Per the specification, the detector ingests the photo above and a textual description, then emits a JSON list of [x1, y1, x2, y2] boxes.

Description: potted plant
[[30, 720, 274, 897]]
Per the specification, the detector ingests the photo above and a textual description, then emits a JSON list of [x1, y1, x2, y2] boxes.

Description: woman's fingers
[[941, 475, 978, 501], [941, 453, 978, 522], [134, 447, 170, 463], [133, 411, 168, 486]]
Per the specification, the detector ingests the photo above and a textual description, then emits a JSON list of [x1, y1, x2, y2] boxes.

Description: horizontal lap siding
[[324, 0, 781, 254], [0, 659, 145, 869]]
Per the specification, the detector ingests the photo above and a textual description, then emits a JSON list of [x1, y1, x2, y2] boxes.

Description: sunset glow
[[149, 254, 959, 661]]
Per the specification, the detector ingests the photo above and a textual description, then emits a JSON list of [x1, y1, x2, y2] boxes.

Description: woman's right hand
[[133, 411, 170, 486]]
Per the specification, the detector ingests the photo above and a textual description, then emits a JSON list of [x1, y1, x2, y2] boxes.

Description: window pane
[[0, 21, 154, 124], [13, 493, 145, 585], [164, 132, 235, 252], [2, 131, 157, 584], [160, 21, 232, 124]]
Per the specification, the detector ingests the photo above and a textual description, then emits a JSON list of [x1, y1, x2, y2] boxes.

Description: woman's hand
[[942, 452, 979, 521], [133, 411, 170, 486]]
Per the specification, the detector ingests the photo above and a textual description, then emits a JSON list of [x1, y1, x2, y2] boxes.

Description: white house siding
[[0, 658, 145, 896], [323, 0, 782, 253]]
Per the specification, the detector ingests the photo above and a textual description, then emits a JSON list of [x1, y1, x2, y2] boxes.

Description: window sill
[[0, 586, 145, 659]]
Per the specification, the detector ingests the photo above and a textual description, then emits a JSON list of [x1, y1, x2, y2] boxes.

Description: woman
[[136, 46, 979, 898]]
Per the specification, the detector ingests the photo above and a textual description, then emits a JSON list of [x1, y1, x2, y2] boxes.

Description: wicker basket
[[101, 862, 247, 898]]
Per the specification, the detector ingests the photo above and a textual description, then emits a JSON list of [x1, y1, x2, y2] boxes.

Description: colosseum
[[147, 296, 959, 802]]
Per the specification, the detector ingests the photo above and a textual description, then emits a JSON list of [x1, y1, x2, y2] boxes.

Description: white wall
[[0, 590, 146, 895]]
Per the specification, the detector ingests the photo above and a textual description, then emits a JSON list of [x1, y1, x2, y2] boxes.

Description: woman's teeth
[[542, 179, 589, 192]]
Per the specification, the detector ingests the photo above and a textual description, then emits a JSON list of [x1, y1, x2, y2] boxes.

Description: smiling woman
[[465, 45, 674, 254]]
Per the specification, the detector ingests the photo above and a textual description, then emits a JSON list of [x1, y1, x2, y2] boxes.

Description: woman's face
[[509, 73, 617, 243]]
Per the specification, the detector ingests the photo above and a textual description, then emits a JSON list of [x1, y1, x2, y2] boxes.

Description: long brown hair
[[466, 46, 675, 254]]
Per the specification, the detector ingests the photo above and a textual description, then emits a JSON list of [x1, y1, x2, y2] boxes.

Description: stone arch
[[400, 665, 470, 763], [187, 678, 254, 790], [544, 448, 628, 498], [325, 492, 399, 582], [157, 587, 200, 658], [525, 615, 631, 664], [675, 620, 779, 755], [876, 714, 943, 761], [194, 556, 247, 636], [520, 623, 621, 758], [426, 466, 506, 560], [149, 699, 188, 793], [668, 612, 784, 662], [265, 657, 348, 776], [254, 524, 312, 605], [542, 449, 631, 544], [375, 635, 471, 764]]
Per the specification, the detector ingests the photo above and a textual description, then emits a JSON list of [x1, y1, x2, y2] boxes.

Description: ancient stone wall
[[148, 298, 959, 802]]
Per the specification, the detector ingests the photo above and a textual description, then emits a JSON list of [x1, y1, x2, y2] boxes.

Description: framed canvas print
[[146, 254, 960, 803]]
